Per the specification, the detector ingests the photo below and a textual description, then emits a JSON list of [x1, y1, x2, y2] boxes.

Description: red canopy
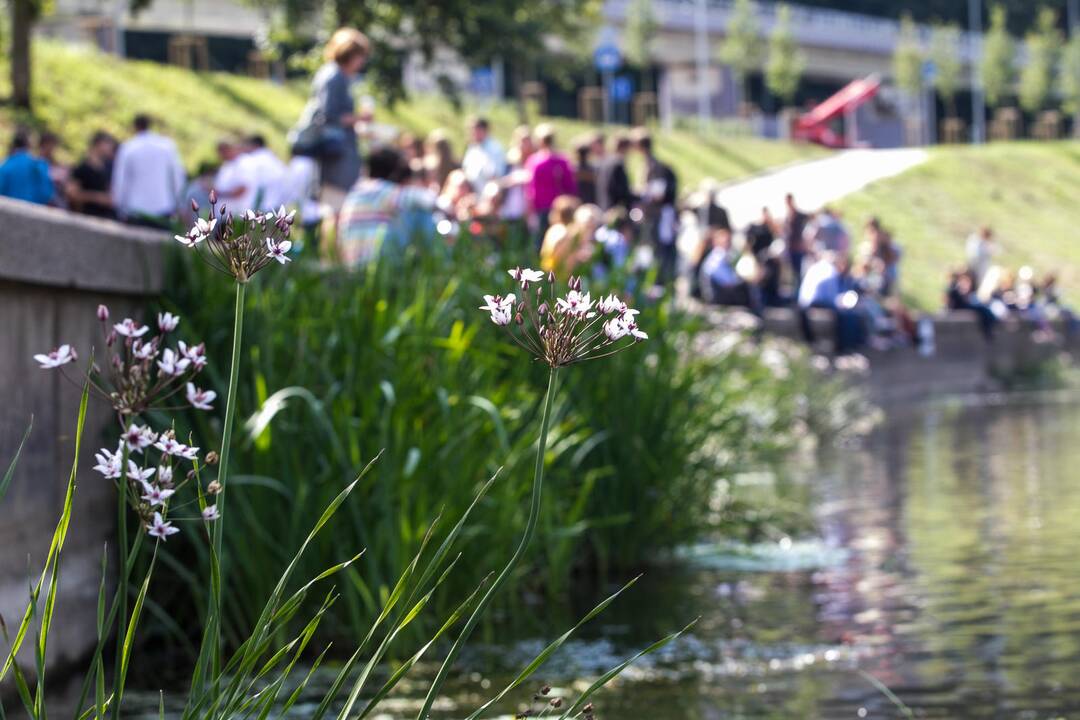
[[794, 75, 882, 148]]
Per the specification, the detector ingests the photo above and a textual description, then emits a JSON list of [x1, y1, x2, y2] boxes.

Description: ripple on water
[[667, 538, 851, 572]]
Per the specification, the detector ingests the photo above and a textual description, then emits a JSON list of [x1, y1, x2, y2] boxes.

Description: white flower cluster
[[35, 306, 222, 539], [481, 267, 648, 368], [175, 193, 296, 282], [34, 306, 213, 417], [92, 425, 216, 539]]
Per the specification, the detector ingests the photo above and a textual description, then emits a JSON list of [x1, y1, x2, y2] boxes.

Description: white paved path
[[715, 148, 929, 229]]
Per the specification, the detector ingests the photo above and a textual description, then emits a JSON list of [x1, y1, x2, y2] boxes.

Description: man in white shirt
[[461, 117, 506, 192], [214, 140, 259, 216], [965, 225, 996, 285], [798, 252, 843, 309], [111, 114, 186, 227], [243, 135, 288, 211]]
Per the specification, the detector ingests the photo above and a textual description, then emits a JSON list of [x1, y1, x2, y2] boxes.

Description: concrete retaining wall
[[0, 198, 165, 677], [763, 307, 1080, 402]]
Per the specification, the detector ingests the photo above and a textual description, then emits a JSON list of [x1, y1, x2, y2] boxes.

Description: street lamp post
[[695, 0, 710, 130], [968, 0, 985, 144]]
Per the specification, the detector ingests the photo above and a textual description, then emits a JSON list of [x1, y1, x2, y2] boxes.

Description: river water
[[129, 391, 1080, 719]]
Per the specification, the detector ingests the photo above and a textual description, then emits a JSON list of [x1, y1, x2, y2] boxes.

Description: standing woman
[[295, 28, 370, 225]]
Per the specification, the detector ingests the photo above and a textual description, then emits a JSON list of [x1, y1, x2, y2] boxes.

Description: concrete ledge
[[759, 307, 1079, 402], [0, 199, 166, 684], [0, 197, 168, 295]]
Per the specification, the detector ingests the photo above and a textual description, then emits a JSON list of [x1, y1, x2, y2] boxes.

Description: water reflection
[[127, 392, 1080, 719], [548, 392, 1080, 719]]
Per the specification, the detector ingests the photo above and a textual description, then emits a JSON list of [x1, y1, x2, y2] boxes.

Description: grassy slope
[[0, 41, 827, 184], [834, 141, 1080, 310]]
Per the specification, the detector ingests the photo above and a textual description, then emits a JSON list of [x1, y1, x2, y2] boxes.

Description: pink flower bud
[[106, 330, 117, 347], [96, 304, 109, 322], [208, 189, 217, 205], [191, 198, 199, 212]]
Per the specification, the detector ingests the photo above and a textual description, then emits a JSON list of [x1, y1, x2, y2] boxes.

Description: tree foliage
[[623, 0, 660, 69], [779, 0, 1071, 33], [269, 0, 601, 104], [765, 4, 805, 105], [981, 5, 1016, 108], [719, 0, 763, 95], [1019, 6, 1062, 112], [929, 23, 963, 115], [892, 13, 924, 97], [1060, 32, 1080, 115]]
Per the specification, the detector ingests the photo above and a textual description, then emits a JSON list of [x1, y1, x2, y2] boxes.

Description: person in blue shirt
[[0, 130, 54, 205], [798, 252, 868, 355]]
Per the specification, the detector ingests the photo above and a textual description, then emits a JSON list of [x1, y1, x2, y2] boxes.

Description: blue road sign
[[470, 67, 495, 96], [594, 43, 622, 73], [610, 75, 633, 102], [921, 59, 937, 83]]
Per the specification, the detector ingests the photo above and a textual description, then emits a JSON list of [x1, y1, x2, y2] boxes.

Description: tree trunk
[[11, 0, 32, 109], [513, 63, 527, 125]]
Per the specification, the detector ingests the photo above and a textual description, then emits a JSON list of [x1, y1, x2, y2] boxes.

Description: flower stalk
[[421, 268, 647, 717], [205, 280, 245, 675], [417, 366, 558, 719]]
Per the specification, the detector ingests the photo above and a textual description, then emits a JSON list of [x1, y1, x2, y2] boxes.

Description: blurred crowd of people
[[0, 23, 1072, 359], [336, 118, 679, 282], [684, 191, 917, 355], [0, 119, 320, 232], [947, 226, 1077, 340]]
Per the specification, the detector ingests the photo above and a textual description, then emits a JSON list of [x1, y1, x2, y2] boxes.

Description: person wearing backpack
[[290, 28, 370, 216]]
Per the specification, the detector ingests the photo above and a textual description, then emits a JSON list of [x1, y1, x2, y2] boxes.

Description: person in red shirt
[[525, 123, 578, 251]]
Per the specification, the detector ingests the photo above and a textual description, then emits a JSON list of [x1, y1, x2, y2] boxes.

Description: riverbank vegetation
[[6, 214, 701, 717], [157, 238, 866, 649]]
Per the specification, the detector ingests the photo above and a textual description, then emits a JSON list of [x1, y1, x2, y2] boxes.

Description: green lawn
[[834, 141, 1080, 310], [0, 40, 828, 185]]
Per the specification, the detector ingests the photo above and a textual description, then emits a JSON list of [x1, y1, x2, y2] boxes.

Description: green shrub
[[162, 239, 854, 642]]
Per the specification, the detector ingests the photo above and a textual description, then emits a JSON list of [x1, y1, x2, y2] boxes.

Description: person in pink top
[[525, 123, 578, 249]]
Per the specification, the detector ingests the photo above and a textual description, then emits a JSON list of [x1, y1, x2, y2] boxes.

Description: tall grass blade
[[415, 369, 559, 720], [334, 555, 464, 720], [0, 418, 32, 504], [187, 455, 378, 718], [1, 614, 37, 719], [358, 573, 490, 718], [858, 670, 915, 719], [463, 576, 642, 720], [114, 547, 159, 713], [71, 533, 145, 720], [558, 620, 698, 719], [1, 377, 88, 684]]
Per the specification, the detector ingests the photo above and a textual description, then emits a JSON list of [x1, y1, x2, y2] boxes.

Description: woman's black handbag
[[288, 123, 347, 160]]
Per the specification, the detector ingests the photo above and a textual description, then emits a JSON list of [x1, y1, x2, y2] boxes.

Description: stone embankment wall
[[0, 198, 165, 676], [763, 308, 1080, 402]]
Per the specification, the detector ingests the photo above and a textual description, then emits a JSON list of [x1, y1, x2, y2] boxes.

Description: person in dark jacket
[[67, 131, 118, 218], [595, 133, 634, 211], [573, 139, 597, 205], [295, 28, 370, 214], [635, 128, 678, 284]]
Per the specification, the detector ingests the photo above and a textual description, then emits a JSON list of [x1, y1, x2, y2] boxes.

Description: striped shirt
[[338, 178, 436, 266]]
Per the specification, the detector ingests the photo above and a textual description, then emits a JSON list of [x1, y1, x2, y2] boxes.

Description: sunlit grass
[[0, 40, 828, 186], [834, 140, 1080, 310]]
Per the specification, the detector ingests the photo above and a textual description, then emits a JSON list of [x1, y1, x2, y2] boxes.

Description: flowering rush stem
[[417, 366, 558, 719], [111, 443, 131, 720], [419, 268, 647, 717], [207, 280, 245, 671]]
